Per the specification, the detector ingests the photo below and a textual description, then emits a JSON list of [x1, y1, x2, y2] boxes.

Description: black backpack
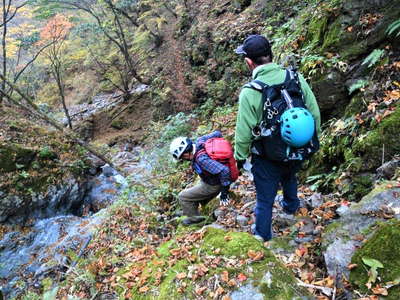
[[245, 67, 319, 162]]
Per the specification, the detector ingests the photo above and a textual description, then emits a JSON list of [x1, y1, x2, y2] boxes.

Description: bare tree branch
[[0, 73, 127, 176]]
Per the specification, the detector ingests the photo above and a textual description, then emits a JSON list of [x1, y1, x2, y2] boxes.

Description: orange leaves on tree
[[40, 14, 73, 43]]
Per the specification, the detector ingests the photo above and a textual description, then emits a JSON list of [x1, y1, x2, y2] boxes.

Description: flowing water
[[0, 147, 153, 298]]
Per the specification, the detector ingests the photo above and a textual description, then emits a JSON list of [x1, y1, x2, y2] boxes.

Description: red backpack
[[197, 138, 240, 182]]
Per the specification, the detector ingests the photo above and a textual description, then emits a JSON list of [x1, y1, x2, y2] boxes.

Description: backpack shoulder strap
[[286, 67, 301, 85], [244, 79, 269, 91], [193, 148, 207, 162]]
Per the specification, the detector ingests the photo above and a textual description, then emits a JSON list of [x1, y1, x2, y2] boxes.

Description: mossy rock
[[111, 118, 128, 130], [344, 94, 367, 118], [130, 227, 310, 299], [349, 221, 400, 299], [0, 144, 36, 172], [350, 174, 373, 201], [305, 14, 328, 48], [352, 105, 400, 171]]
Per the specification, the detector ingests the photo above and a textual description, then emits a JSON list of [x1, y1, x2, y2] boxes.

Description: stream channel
[[0, 147, 153, 298], [0, 87, 153, 298]]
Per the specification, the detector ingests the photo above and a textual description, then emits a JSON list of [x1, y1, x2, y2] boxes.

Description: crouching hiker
[[169, 131, 240, 226]]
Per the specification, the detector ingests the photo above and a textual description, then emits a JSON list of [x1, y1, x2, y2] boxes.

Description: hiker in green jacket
[[234, 34, 321, 241]]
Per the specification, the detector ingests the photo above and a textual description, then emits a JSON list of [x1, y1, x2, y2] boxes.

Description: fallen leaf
[[227, 279, 237, 286], [295, 246, 308, 257], [176, 272, 187, 280], [237, 273, 247, 282], [298, 207, 308, 216], [214, 248, 221, 254], [221, 270, 229, 282], [195, 286, 207, 295], [371, 286, 388, 296], [138, 286, 149, 293], [347, 263, 358, 270], [215, 286, 225, 296], [247, 250, 264, 261]]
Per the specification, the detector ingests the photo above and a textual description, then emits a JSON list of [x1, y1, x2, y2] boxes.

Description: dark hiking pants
[[251, 155, 301, 241]]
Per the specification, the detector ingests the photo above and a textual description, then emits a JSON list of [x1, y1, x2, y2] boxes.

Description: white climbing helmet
[[169, 137, 193, 160]]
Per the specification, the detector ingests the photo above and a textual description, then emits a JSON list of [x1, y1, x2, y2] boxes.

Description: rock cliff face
[[146, 0, 400, 200], [0, 107, 89, 223]]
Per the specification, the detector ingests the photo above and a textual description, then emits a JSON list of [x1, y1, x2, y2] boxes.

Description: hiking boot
[[251, 224, 266, 242], [182, 216, 206, 226], [276, 195, 297, 215]]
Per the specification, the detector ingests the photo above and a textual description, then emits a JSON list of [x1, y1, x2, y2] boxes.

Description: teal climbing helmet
[[280, 107, 315, 148]]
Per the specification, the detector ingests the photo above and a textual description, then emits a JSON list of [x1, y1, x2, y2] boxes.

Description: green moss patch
[[350, 221, 400, 299], [353, 105, 400, 171], [93, 221, 311, 300]]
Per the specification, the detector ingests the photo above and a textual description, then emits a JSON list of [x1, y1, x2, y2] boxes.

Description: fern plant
[[348, 79, 368, 95], [386, 19, 400, 37], [362, 49, 385, 68]]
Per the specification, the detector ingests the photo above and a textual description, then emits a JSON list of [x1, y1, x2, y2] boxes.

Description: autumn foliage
[[40, 14, 73, 43]]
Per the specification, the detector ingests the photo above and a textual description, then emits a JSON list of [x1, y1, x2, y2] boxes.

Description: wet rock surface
[[0, 146, 152, 298], [0, 177, 88, 224], [0, 215, 102, 298]]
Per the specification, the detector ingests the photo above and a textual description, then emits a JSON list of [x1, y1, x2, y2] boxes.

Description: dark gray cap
[[235, 34, 272, 59]]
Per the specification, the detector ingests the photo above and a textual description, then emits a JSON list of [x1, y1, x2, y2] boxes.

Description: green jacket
[[234, 63, 321, 161]]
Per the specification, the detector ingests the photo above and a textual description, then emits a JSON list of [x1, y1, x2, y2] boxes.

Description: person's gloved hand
[[236, 160, 245, 171], [219, 186, 230, 206]]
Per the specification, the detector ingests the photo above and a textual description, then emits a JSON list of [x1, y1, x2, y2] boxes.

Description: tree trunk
[[55, 70, 73, 129], [1, 0, 7, 104]]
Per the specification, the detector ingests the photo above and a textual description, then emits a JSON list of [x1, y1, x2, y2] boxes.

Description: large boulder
[[349, 220, 400, 300], [322, 182, 400, 278]]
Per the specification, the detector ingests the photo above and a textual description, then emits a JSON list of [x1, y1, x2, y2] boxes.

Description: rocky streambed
[[0, 147, 152, 298]]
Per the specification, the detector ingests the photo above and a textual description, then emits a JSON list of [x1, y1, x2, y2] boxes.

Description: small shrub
[[39, 146, 57, 160]]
